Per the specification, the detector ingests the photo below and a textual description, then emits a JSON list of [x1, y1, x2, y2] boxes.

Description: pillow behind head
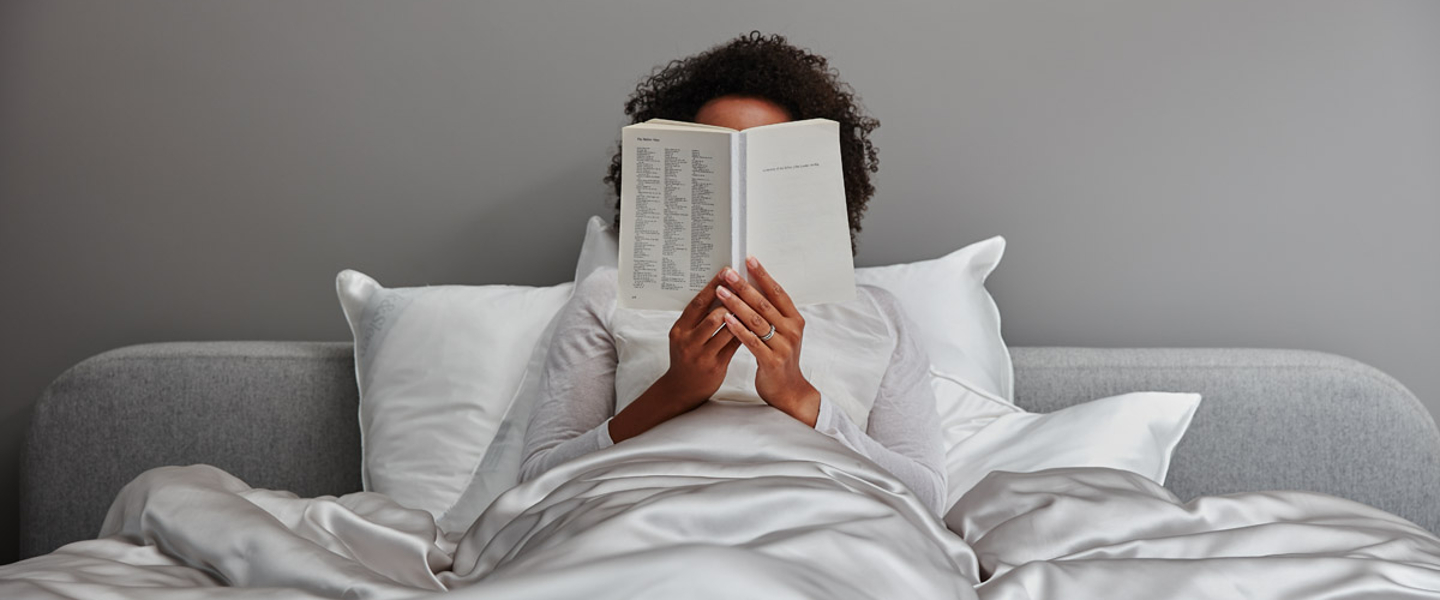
[[854, 238, 1011, 402]]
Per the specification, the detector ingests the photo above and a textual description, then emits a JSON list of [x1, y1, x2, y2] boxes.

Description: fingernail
[[716, 285, 731, 299], [724, 269, 739, 284], [746, 255, 759, 269]]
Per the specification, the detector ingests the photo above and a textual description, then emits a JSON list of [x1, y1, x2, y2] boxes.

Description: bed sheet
[[5, 402, 1440, 599]]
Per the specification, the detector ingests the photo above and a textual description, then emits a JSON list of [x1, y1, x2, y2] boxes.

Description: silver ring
[[759, 324, 776, 341]]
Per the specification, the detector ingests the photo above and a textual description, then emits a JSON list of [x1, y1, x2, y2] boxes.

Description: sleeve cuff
[[812, 393, 875, 462], [596, 416, 616, 449], [813, 393, 845, 437]]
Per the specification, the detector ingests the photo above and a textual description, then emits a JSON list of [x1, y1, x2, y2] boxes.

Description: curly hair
[[604, 31, 880, 255]]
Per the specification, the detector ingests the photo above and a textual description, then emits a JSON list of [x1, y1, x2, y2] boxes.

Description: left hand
[[715, 255, 822, 427]]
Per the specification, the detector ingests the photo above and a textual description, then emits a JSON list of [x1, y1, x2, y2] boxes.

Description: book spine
[[731, 131, 748, 281]]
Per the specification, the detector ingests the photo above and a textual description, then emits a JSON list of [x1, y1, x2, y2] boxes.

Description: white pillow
[[336, 269, 573, 528], [931, 369, 1024, 449], [574, 216, 1014, 401], [939, 385, 1202, 527], [854, 239, 1011, 401]]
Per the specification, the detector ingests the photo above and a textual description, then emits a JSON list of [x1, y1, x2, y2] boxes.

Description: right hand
[[608, 268, 744, 444], [656, 267, 745, 408]]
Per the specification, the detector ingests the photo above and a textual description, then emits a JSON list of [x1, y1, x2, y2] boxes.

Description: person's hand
[[609, 269, 743, 444], [658, 268, 745, 407], [716, 256, 822, 426]]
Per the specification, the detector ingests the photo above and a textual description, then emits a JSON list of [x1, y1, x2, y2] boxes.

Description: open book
[[617, 118, 857, 310]]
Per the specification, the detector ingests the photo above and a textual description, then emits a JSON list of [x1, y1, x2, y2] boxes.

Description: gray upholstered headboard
[[19, 342, 1440, 559]]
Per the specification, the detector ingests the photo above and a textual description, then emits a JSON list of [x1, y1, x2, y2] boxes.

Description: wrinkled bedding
[[5, 402, 1440, 599], [955, 468, 1440, 599]]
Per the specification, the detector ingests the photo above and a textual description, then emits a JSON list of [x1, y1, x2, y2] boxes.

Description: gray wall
[[1, 0, 1436, 565]]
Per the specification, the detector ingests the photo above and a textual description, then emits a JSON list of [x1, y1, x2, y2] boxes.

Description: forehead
[[694, 95, 792, 130]]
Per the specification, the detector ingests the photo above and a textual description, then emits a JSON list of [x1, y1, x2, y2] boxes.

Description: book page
[[742, 119, 856, 306], [618, 124, 733, 310]]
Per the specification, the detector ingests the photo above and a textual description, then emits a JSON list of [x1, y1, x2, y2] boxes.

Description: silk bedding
[[5, 402, 1440, 600]]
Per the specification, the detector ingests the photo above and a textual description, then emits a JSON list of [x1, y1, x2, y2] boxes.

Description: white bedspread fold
[[948, 467, 1440, 599]]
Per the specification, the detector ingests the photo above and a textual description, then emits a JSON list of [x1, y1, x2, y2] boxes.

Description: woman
[[520, 32, 946, 516]]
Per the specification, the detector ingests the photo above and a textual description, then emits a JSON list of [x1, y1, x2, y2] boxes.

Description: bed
[[8, 341, 1440, 598]]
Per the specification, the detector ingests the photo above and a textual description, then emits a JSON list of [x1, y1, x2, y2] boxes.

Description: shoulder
[[575, 265, 618, 300], [557, 266, 617, 323], [855, 283, 906, 325]]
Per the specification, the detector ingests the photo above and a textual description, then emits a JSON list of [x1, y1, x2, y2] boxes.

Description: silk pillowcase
[[336, 269, 574, 531], [851, 239, 1012, 402], [336, 217, 625, 535], [936, 372, 1202, 524]]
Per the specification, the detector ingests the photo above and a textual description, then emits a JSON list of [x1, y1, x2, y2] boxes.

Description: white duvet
[[5, 402, 1440, 599]]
